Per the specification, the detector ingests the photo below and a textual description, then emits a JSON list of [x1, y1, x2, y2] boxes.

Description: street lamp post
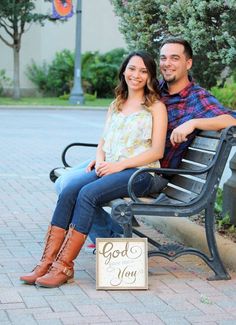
[[69, 0, 84, 105]]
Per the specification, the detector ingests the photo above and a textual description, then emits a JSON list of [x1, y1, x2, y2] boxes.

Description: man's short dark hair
[[160, 37, 193, 59]]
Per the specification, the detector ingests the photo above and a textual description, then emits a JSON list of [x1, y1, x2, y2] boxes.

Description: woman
[[20, 51, 167, 288]]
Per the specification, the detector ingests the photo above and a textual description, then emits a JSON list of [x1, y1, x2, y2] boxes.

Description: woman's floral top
[[103, 107, 160, 168]]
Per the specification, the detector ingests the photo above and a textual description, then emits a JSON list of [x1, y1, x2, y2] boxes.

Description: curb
[[0, 105, 107, 110], [142, 216, 236, 272]]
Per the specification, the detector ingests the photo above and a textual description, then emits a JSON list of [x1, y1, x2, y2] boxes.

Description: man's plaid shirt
[[160, 79, 236, 169]]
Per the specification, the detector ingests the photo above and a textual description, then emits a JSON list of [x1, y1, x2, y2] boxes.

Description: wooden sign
[[96, 238, 148, 290]]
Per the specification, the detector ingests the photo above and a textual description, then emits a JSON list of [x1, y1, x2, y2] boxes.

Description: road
[[0, 108, 106, 179]]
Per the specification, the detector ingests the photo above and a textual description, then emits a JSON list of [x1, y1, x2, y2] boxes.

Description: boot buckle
[[63, 267, 72, 276]]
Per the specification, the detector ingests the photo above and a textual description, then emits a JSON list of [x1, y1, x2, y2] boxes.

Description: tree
[[166, 0, 236, 88], [111, 0, 236, 89], [110, 0, 168, 57], [0, 1, 50, 99]]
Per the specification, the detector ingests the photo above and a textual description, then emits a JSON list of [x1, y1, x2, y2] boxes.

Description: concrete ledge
[[141, 216, 236, 272], [0, 105, 107, 110]]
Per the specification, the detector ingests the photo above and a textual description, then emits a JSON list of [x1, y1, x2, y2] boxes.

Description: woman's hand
[[86, 160, 96, 172], [95, 161, 123, 177]]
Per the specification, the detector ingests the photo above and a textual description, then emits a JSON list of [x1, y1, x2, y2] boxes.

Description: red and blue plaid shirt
[[160, 79, 236, 168]]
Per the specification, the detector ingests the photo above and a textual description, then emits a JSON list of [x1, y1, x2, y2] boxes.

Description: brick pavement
[[0, 108, 236, 325]]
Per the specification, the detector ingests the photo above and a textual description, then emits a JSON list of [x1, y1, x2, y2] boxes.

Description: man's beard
[[163, 76, 176, 84]]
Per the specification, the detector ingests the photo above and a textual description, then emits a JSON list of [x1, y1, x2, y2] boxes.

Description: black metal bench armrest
[[61, 142, 97, 167]]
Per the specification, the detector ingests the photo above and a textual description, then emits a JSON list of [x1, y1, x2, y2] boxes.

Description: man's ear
[[187, 58, 193, 71]]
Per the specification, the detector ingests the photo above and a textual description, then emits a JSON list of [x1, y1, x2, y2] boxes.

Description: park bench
[[49, 126, 236, 280]]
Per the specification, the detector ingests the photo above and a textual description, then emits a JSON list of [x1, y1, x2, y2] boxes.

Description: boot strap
[[52, 261, 73, 277]]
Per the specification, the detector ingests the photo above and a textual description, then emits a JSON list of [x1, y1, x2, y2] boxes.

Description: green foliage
[[84, 93, 97, 102], [217, 214, 231, 229], [166, 0, 236, 89], [111, 0, 165, 57], [84, 62, 116, 98], [26, 61, 49, 94], [82, 48, 127, 97], [232, 69, 236, 83], [0, 69, 12, 96], [0, 96, 112, 107], [211, 83, 236, 109], [111, 0, 236, 89], [0, 1, 49, 39], [58, 92, 97, 102], [215, 188, 235, 232], [200, 295, 213, 305], [215, 188, 223, 216], [27, 49, 74, 96], [58, 93, 70, 100], [48, 50, 75, 96], [27, 48, 127, 98], [0, 0, 52, 99]]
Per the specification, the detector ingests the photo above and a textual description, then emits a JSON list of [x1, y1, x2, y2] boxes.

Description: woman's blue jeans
[[54, 159, 91, 195], [54, 160, 124, 241], [51, 168, 153, 235]]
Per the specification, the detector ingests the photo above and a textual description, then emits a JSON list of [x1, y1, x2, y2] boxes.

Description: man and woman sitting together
[[20, 37, 236, 288]]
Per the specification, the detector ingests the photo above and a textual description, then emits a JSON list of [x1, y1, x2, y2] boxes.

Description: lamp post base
[[69, 93, 84, 105]]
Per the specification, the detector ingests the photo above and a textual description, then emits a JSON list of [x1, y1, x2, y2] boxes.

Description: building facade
[[0, 0, 126, 95]]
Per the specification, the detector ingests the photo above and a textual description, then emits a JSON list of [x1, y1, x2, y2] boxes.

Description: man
[[56, 37, 236, 244], [159, 37, 236, 171]]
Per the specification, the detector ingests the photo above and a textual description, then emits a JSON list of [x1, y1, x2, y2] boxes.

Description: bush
[[26, 61, 49, 94], [84, 93, 97, 101], [82, 48, 127, 98], [211, 83, 236, 109], [26, 48, 127, 98], [0, 69, 12, 96], [58, 92, 97, 101], [84, 62, 119, 98], [232, 69, 236, 83], [27, 49, 74, 96], [49, 49, 74, 96]]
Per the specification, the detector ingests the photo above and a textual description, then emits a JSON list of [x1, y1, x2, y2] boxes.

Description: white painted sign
[[96, 238, 148, 290]]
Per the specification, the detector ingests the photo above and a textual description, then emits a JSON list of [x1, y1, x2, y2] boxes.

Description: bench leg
[[205, 202, 231, 280], [111, 200, 133, 238], [123, 222, 132, 238]]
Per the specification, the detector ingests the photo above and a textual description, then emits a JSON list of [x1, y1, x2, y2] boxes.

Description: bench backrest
[[161, 127, 236, 205]]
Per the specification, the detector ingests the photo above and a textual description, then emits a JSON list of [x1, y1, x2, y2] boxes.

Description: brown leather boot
[[20, 225, 66, 284], [35, 226, 87, 288]]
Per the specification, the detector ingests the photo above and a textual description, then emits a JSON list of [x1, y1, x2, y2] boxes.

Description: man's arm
[[170, 114, 236, 146]]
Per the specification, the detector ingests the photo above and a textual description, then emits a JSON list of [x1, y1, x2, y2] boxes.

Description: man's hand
[[95, 161, 123, 177], [86, 160, 96, 172], [170, 120, 195, 146]]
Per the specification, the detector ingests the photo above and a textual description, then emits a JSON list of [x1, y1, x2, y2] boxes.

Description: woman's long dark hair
[[114, 51, 160, 111]]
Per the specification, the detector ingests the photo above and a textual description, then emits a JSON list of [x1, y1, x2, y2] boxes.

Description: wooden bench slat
[[184, 149, 215, 165], [177, 161, 208, 179], [196, 130, 221, 139], [190, 136, 219, 151], [162, 186, 198, 203], [169, 175, 205, 194]]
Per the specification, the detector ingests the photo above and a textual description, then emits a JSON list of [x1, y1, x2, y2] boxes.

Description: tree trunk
[[13, 46, 20, 100]]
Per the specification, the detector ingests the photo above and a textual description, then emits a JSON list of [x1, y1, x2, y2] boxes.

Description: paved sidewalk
[[0, 108, 236, 325]]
